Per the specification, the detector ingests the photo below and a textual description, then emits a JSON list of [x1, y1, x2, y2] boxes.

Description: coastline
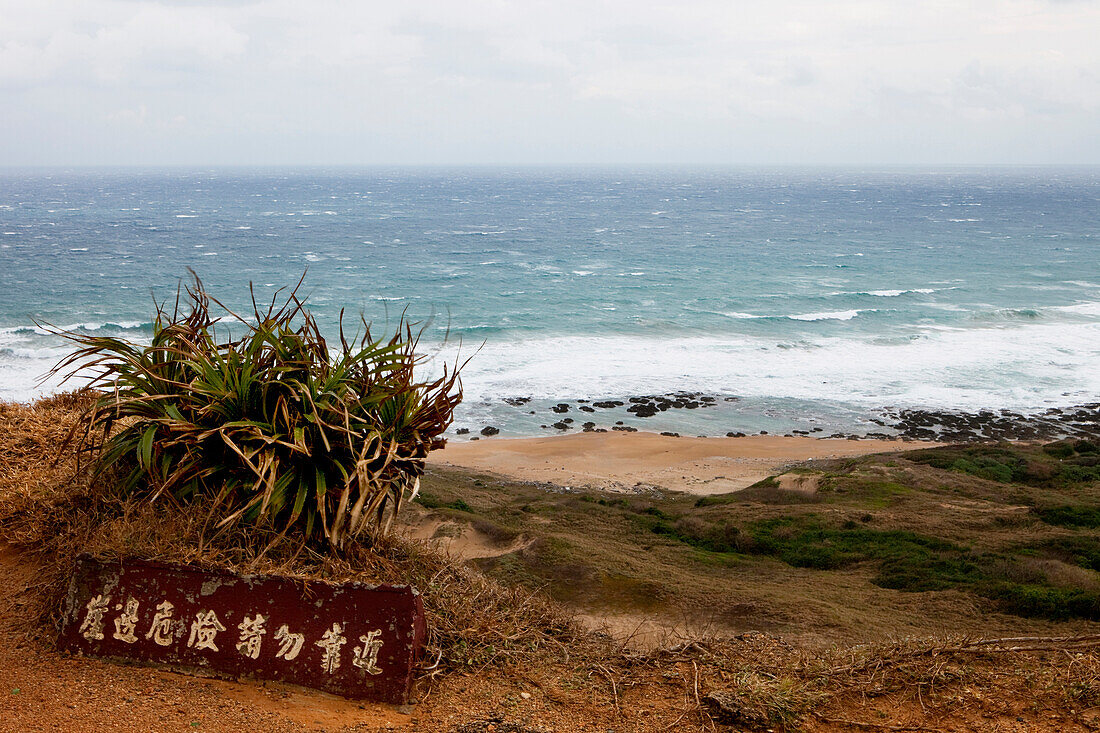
[[428, 431, 929, 494]]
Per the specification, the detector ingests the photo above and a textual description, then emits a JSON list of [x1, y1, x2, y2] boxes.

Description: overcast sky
[[2, 0, 1098, 166]]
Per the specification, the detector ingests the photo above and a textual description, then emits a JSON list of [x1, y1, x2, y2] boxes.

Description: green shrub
[[981, 582, 1100, 621], [53, 275, 462, 552], [1033, 505, 1100, 529], [1035, 536, 1100, 571]]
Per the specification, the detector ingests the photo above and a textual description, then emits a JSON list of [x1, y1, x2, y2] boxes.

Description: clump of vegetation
[[906, 440, 1100, 487], [1033, 504, 1100, 529], [50, 274, 462, 552]]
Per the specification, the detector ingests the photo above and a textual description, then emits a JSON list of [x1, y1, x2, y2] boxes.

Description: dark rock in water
[[878, 404, 1100, 443], [724, 396, 740, 402], [595, 428, 608, 432], [615, 421, 624, 425], [792, 429, 809, 435], [480, 426, 500, 436], [582, 422, 596, 432], [563, 417, 574, 424], [552, 421, 571, 430], [759, 430, 768, 435], [593, 400, 625, 409], [579, 406, 596, 413], [613, 425, 638, 432], [529, 411, 536, 414], [577, 399, 589, 403], [503, 397, 531, 406], [627, 403, 659, 418], [700, 396, 716, 403], [455, 428, 470, 435], [660, 431, 681, 437], [725, 431, 747, 438], [551, 403, 570, 413], [470, 437, 479, 441]]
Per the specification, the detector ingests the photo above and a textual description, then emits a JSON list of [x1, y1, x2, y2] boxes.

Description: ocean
[[1, 167, 1098, 439]]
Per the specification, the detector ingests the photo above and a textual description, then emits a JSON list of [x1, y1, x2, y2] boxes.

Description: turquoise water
[[1, 167, 1098, 436]]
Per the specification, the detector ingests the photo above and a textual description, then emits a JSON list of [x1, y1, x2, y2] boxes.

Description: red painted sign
[[57, 555, 426, 703]]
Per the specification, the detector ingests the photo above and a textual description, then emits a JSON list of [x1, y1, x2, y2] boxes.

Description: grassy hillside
[[411, 439, 1100, 645]]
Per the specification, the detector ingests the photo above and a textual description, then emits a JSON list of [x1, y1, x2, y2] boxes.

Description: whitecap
[[789, 309, 863, 321], [863, 288, 938, 297]]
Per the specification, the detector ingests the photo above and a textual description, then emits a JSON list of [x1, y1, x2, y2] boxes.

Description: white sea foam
[[863, 288, 938, 297], [1056, 301, 1100, 317], [434, 317, 1100, 414], [788, 309, 862, 321]]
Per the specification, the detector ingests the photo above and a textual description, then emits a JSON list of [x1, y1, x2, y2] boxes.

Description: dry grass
[[4, 394, 1100, 731]]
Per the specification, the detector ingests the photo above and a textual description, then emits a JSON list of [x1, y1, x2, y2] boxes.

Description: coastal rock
[[551, 421, 571, 431], [480, 426, 500, 436], [455, 428, 470, 435], [551, 404, 570, 413]]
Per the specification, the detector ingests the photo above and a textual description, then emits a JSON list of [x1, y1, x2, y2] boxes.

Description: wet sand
[[428, 432, 928, 494]]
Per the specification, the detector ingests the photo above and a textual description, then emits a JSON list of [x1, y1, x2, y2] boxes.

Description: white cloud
[[0, 0, 1097, 163]]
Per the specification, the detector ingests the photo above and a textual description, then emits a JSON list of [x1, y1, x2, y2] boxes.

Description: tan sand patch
[[430, 432, 925, 495]]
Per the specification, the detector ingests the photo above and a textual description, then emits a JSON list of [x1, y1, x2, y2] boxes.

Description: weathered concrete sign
[[57, 555, 427, 703]]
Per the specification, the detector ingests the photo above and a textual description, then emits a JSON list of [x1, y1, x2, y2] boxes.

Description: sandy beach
[[429, 432, 926, 494]]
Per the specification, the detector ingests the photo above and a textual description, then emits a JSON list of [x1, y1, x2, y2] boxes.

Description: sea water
[[1, 167, 1098, 437]]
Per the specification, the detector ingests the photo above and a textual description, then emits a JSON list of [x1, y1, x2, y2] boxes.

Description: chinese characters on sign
[[58, 556, 426, 703]]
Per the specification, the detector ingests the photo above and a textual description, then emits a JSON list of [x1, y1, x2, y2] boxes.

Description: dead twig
[[814, 714, 945, 732]]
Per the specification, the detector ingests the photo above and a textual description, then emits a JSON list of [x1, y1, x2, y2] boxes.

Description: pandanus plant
[[50, 274, 462, 552]]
